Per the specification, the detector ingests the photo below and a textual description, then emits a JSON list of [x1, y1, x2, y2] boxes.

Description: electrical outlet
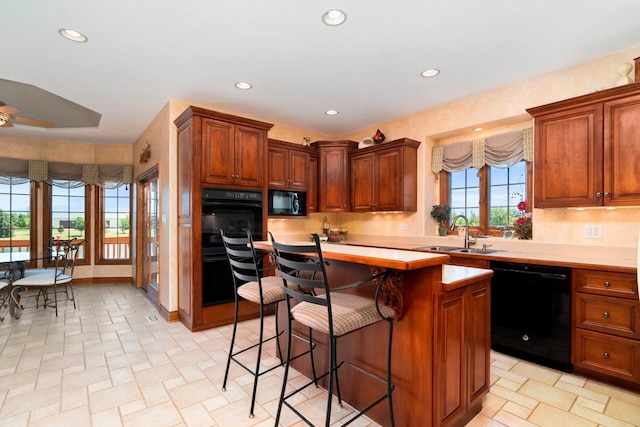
[[584, 225, 602, 239], [400, 224, 408, 231]]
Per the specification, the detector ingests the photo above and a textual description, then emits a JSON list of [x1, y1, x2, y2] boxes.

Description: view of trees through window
[[101, 185, 131, 260], [51, 182, 85, 241], [0, 179, 31, 252], [450, 161, 527, 229]]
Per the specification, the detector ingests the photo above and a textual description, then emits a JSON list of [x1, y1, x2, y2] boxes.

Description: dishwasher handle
[[491, 267, 567, 281]]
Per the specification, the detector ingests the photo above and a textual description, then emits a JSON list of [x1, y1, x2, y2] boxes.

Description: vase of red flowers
[[513, 200, 532, 240]]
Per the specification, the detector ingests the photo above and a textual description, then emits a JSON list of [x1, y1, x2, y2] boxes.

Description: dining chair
[[12, 239, 84, 316], [21, 236, 57, 278], [270, 233, 396, 427], [0, 279, 10, 321], [220, 230, 316, 418]]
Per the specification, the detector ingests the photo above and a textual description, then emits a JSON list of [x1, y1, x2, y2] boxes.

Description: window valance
[[431, 128, 533, 174], [0, 157, 133, 188]]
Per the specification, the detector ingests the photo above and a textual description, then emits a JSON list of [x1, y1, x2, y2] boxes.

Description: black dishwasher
[[490, 261, 572, 372]]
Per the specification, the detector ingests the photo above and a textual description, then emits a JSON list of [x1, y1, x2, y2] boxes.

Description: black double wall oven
[[201, 188, 263, 306]]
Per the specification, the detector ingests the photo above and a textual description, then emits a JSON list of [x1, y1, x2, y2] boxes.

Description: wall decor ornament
[[372, 128, 386, 144], [139, 142, 151, 164]]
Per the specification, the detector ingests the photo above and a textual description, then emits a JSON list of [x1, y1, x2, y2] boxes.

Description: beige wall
[[276, 44, 640, 249]]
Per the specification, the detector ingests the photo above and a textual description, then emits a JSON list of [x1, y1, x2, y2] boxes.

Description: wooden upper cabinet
[[174, 107, 272, 189], [527, 83, 640, 208], [530, 103, 603, 208], [267, 139, 313, 190], [350, 138, 420, 212], [313, 140, 358, 213], [604, 93, 640, 206]]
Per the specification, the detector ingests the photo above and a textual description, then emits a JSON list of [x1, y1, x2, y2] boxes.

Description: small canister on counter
[[328, 228, 341, 242]]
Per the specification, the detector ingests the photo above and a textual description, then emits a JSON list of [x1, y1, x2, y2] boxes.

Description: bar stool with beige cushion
[[220, 230, 316, 418], [270, 232, 396, 427]]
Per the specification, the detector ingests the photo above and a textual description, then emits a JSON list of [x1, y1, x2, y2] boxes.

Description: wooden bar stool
[[270, 232, 396, 427]]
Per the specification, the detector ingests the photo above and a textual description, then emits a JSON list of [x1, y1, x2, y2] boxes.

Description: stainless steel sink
[[413, 245, 461, 252], [413, 246, 501, 254], [449, 248, 500, 254]]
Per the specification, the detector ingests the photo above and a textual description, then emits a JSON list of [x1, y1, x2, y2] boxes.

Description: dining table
[[0, 251, 47, 319]]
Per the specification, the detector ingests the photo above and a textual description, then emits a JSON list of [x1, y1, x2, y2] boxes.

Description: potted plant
[[430, 204, 451, 236]]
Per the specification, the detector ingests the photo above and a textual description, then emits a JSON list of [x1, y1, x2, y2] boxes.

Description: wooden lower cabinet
[[446, 256, 489, 269], [573, 268, 640, 390], [435, 279, 491, 427]]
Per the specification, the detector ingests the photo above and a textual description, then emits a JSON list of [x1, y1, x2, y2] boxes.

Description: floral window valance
[[0, 157, 133, 188], [431, 128, 533, 174]]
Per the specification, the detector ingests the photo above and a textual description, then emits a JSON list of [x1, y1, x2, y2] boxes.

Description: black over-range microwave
[[268, 189, 307, 216]]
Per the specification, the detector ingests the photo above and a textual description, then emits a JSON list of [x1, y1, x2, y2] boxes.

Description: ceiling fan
[[0, 101, 54, 128]]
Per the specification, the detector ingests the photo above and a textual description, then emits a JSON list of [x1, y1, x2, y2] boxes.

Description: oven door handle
[[203, 255, 228, 263], [491, 267, 567, 281]]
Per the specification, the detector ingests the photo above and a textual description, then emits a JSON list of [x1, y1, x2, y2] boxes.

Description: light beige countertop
[[254, 240, 449, 270], [442, 264, 494, 291], [338, 235, 638, 271]]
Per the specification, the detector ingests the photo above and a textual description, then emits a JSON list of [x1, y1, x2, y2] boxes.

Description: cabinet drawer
[[574, 269, 638, 299], [574, 329, 640, 384], [575, 293, 640, 339]]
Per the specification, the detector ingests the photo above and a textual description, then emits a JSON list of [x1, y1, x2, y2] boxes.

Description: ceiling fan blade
[[11, 115, 55, 128], [0, 105, 21, 115]]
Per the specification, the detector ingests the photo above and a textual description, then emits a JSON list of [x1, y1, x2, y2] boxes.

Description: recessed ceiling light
[[325, 109, 339, 116], [235, 82, 252, 90], [322, 9, 347, 26], [473, 127, 483, 132], [420, 69, 440, 78], [58, 28, 88, 43]]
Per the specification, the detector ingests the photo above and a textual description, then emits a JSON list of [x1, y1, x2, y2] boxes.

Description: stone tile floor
[[0, 283, 638, 426]]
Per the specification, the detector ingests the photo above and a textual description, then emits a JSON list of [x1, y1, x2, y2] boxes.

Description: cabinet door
[[351, 153, 375, 212], [435, 288, 466, 425], [319, 145, 350, 212], [268, 146, 289, 188], [289, 150, 310, 190], [201, 118, 235, 185], [468, 283, 491, 404], [375, 147, 403, 211], [235, 125, 265, 188], [604, 93, 640, 205], [534, 104, 603, 208]]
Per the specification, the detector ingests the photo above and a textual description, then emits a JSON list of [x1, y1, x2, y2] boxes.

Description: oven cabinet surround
[[267, 139, 315, 191], [174, 106, 273, 331], [573, 268, 640, 391], [350, 138, 420, 212], [312, 140, 359, 213], [307, 153, 318, 213], [253, 242, 493, 427], [527, 82, 640, 208]]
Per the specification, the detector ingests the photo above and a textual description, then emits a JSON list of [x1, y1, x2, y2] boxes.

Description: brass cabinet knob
[[603, 312, 610, 318], [603, 352, 610, 359], [604, 281, 611, 287]]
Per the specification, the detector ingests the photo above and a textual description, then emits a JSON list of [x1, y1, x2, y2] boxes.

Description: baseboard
[[159, 304, 180, 322], [73, 277, 134, 285]]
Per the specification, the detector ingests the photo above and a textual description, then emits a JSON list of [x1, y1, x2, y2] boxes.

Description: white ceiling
[[2, 1, 640, 145]]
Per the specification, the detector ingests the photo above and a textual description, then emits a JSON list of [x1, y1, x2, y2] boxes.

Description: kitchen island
[[254, 240, 493, 427]]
